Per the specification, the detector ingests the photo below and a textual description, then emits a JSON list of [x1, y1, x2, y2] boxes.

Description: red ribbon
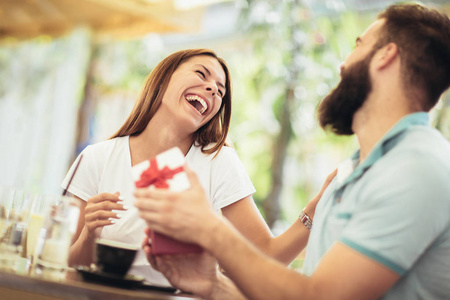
[[135, 159, 184, 189]]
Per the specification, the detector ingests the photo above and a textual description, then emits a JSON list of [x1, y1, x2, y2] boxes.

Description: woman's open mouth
[[186, 94, 208, 115]]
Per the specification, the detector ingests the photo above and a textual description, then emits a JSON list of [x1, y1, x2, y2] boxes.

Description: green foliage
[[231, 1, 378, 221], [90, 39, 165, 94]]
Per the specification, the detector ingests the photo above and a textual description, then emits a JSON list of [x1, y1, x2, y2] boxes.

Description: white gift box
[[131, 147, 190, 192]]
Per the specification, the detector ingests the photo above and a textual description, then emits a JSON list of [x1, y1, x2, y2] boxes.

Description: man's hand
[[142, 227, 219, 298], [134, 165, 221, 246]]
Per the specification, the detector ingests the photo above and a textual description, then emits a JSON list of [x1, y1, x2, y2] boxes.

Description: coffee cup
[[95, 239, 139, 276]]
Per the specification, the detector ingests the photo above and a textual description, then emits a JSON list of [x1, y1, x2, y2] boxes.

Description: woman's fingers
[[85, 209, 120, 222], [308, 168, 338, 206], [85, 202, 126, 215], [83, 192, 128, 233], [316, 169, 337, 196], [87, 192, 120, 203], [86, 193, 126, 212], [322, 168, 337, 189], [85, 219, 115, 231]]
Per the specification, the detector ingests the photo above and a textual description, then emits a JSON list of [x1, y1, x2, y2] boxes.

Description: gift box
[[132, 147, 203, 255]]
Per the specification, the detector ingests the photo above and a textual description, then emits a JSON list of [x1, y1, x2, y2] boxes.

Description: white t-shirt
[[62, 136, 255, 285]]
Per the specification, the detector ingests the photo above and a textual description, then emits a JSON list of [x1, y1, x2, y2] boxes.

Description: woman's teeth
[[186, 95, 207, 114]]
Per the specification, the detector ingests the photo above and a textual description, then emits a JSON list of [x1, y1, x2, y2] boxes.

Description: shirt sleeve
[[340, 149, 450, 275], [61, 145, 101, 201], [209, 146, 256, 209]]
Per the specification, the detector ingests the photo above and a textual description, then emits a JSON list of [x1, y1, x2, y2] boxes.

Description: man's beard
[[317, 53, 374, 135]]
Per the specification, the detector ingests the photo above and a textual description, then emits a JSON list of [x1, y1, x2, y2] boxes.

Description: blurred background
[[1, 0, 449, 236]]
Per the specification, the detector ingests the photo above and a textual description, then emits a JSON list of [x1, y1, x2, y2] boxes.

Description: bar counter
[[0, 268, 201, 300]]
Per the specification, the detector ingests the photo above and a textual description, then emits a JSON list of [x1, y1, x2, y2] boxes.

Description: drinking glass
[[0, 188, 33, 272], [0, 186, 12, 244], [26, 194, 59, 269], [33, 195, 80, 280]]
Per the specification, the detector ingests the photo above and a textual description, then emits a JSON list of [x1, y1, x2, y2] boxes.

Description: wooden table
[[0, 269, 201, 300]]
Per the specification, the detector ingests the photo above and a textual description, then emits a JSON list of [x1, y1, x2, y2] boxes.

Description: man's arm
[[135, 167, 399, 300], [221, 196, 310, 265], [205, 217, 399, 300], [222, 169, 336, 265]]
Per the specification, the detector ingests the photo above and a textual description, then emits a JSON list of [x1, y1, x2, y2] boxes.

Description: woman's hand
[[303, 168, 337, 218], [134, 165, 220, 246], [69, 192, 127, 267], [83, 192, 127, 238], [142, 227, 219, 298]]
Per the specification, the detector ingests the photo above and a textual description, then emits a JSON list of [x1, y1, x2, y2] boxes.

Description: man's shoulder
[[394, 125, 450, 166], [363, 126, 450, 204], [402, 125, 449, 145], [363, 126, 450, 197]]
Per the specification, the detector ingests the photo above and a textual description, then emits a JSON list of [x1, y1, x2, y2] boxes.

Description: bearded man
[[134, 3, 450, 300]]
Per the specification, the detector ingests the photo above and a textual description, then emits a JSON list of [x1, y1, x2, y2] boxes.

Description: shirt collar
[[336, 112, 430, 187]]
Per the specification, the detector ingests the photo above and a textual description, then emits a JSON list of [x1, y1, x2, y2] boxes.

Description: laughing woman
[[62, 49, 328, 286]]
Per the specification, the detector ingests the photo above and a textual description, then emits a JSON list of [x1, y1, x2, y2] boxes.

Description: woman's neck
[[129, 115, 194, 165]]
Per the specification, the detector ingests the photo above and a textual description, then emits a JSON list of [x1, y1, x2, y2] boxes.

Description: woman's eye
[[218, 90, 223, 97], [196, 70, 205, 78]]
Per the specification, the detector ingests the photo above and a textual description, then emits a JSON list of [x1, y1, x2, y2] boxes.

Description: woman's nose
[[206, 84, 217, 96]]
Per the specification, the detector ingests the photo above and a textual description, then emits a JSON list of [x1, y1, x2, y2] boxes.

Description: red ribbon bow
[[135, 159, 184, 189]]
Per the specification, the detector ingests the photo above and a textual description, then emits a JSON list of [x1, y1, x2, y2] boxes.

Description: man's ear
[[373, 43, 399, 70]]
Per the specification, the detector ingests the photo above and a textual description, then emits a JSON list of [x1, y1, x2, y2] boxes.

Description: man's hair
[[377, 4, 450, 111]]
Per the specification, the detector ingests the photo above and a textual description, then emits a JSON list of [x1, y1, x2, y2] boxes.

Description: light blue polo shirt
[[303, 112, 450, 299]]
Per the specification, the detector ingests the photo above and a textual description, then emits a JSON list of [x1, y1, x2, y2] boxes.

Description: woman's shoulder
[[189, 143, 238, 160], [214, 145, 239, 160], [83, 136, 128, 152], [80, 136, 129, 160]]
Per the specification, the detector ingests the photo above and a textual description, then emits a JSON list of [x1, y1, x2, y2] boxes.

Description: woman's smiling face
[[160, 55, 227, 133]]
